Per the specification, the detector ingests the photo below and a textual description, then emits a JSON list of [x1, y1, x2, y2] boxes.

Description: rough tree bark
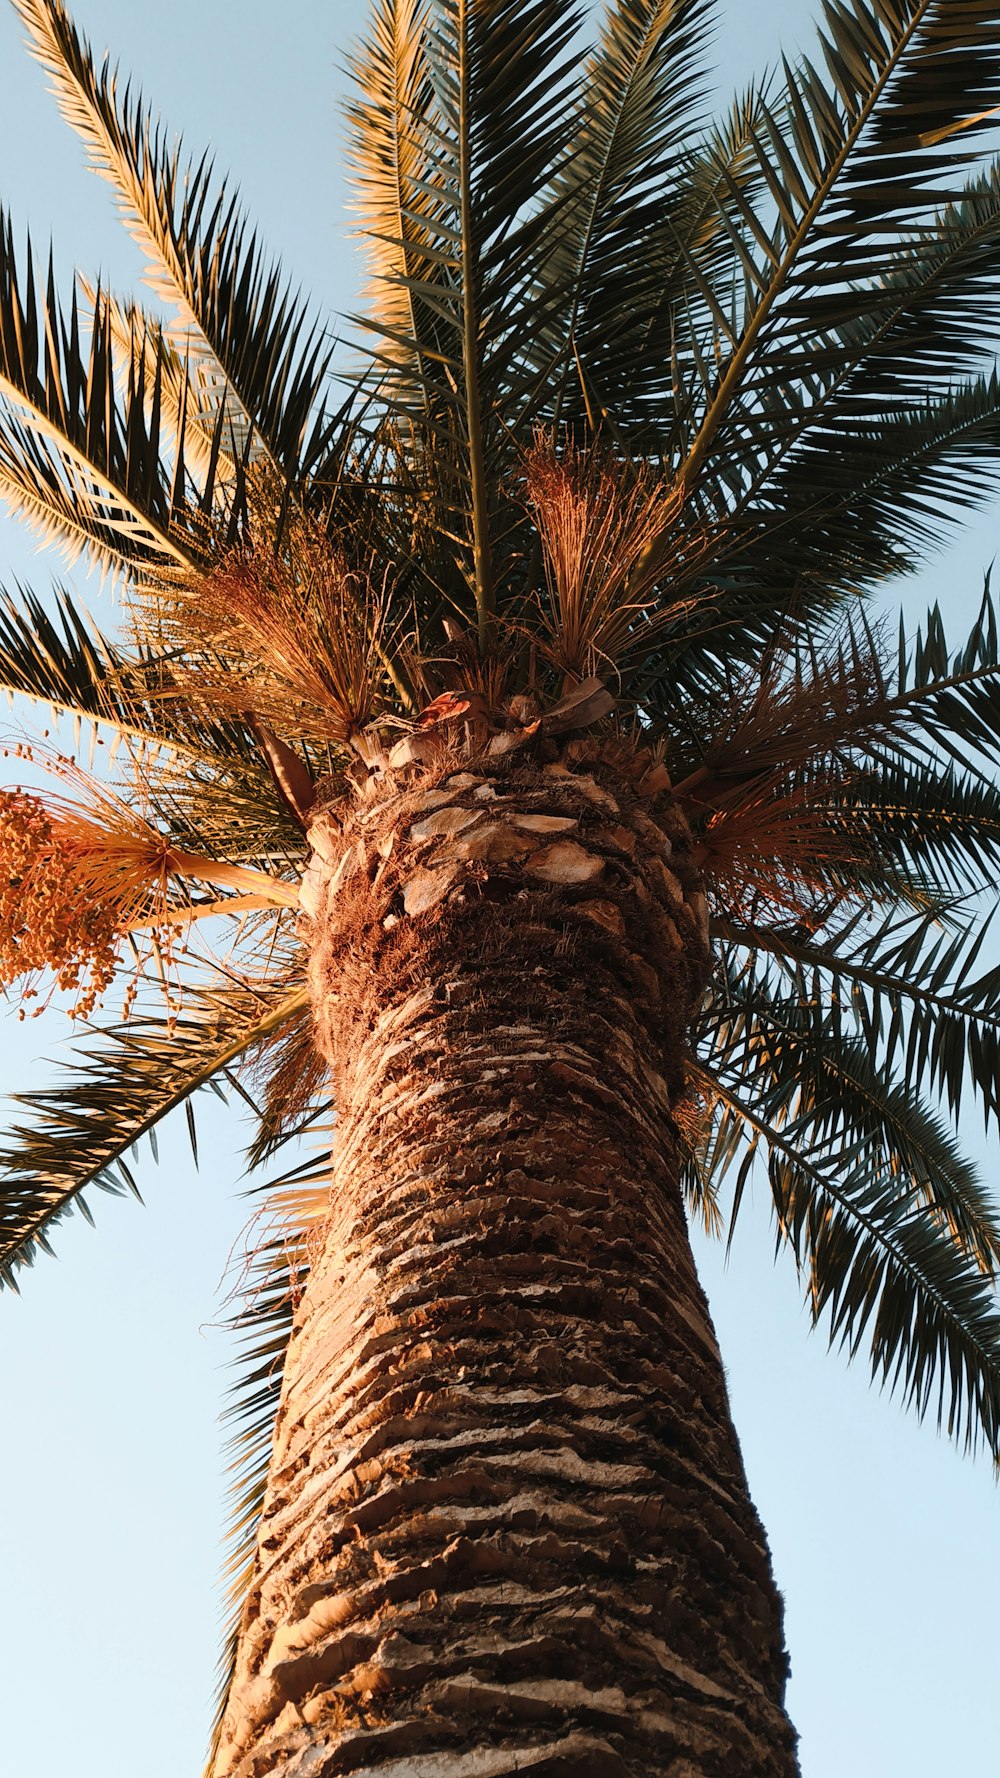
[[214, 736, 799, 1778]]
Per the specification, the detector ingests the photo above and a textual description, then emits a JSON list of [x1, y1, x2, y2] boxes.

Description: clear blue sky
[[0, 4, 998, 1775]]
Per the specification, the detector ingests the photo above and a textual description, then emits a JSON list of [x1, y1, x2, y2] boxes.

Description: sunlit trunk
[[213, 740, 798, 1778]]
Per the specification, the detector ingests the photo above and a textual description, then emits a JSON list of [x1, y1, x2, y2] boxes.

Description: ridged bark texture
[[214, 740, 798, 1778]]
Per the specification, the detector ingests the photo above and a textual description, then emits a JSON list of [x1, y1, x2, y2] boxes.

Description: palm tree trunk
[[213, 741, 799, 1778]]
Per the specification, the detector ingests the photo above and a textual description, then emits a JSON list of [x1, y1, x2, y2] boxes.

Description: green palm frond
[[0, 577, 188, 746], [0, 219, 211, 572], [832, 588, 1000, 784], [347, 0, 581, 630], [0, 580, 117, 727], [701, 1064, 1000, 1457], [346, 0, 452, 412], [716, 900, 1000, 1142], [83, 280, 238, 490], [704, 951, 1000, 1262], [143, 748, 307, 874], [649, 586, 1000, 795], [893, 585, 1000, 776], [677, 0, 1000, 495], [0, 980, 307, 1289], [0, 583, 293, 814], [713, 163, 1000, 526], [603, 82, 773, 442], [12, 0, 337, 489], [692, 939, 1000, 1455], [659, 366, 1000, 625], [842, 757, 1000, 894], [736, 373, 1000, 604], [522, 0, 717, 428]]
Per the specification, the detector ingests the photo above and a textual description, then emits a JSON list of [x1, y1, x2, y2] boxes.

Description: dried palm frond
[[162, 543, 398, 749], [676, 636, 905, 922], [675, 627, 892, 800], [523, 434, 697, 680], [692, 774, 866, 925], [212, 1137, 333, 1764], [673, 1076, 724, 1239]]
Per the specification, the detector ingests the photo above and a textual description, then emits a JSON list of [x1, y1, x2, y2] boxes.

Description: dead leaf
[[688, 890, 710, 941], [639, 762, 671, 796], [388, 733, 441, 769], [457, 823, 536, 864], [416, 690, 473, 728], [254, 722, 315, 826], [571, 775, 620, 812], [306, 809, 341, 864], [542, 676, 616, 733]]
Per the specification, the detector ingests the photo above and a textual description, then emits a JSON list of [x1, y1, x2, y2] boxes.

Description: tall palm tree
[[5, 0, 1000, 1771]]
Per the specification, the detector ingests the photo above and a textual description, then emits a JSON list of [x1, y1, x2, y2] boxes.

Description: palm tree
[[5, 0, 1000, 1771]]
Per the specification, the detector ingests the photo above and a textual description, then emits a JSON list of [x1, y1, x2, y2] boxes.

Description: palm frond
[[742, 373, 1000, 603], [710, 162, 1000, 530], [81, 278, 237, 489], [0, 577, 177, 746], [525, 0, 717, 428], [691, 935, 1000, 1458], [12, 0, 336, 488], [842, 756, 1000, 894], [0, 580, 309, 850], [0, 218, 209, 572], [677, 1, 1000, 494], [161, 546, 397, 748], [716, 898, 1000, 1144], [893, 581, 1000, 775], [523, 433, 690, 677], [348, 0, 581, 629], [654, 587, 1000, 828], [346, 0, 448, 412], [0, 980, 307, 1288], [707, 952, 1000, 1261], [701, 1063, 1000, 1458]]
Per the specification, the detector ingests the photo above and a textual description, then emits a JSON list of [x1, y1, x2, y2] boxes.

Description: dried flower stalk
[[0, 773, 297, 1018]]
